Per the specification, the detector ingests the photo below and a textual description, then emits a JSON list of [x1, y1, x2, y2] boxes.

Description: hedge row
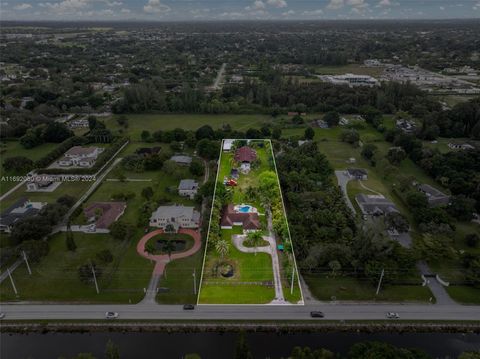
[[38, 137, 129, 175]]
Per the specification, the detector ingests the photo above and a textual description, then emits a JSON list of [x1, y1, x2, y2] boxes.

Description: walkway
[[136, 228, 202, 304], [334, 170, 355, 213]]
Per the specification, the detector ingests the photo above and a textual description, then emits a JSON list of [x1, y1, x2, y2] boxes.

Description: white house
[[149, 205, 200, 231], [58, 146, 103, 167], [178, 179, 199, 199], [223, 139, 234, 152]]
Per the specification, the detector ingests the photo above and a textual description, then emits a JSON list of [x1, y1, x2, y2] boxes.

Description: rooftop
[[84, 202, 127, 229], [234, 146, 257, 163]]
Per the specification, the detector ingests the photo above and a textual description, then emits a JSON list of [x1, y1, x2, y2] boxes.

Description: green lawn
[[0, 232, 152, 303], [105, 114, 273, 139], [446, 286, 480, 305], [156, 246, 204, 304], [303, 274, 433, 302]]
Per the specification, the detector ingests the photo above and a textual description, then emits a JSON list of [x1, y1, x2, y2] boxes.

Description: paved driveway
[[334, 170, 355, 213]]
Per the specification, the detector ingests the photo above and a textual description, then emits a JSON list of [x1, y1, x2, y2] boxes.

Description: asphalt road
[[1, 303, 480, 321]]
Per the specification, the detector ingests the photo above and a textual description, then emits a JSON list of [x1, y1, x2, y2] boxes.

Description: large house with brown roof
[[220, 204, 261, 233], [234, 146, 257, 173], [84, 202, 127, 230]]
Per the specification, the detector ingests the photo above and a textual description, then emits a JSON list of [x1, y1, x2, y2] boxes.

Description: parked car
[[386, 312, 400, 319], [0, 313, 5, 320], [183, 304, 195, 310], [105, 312, 119, 319], [310, 311, 325, 318]]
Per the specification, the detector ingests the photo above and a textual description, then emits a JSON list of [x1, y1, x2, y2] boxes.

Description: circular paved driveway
[[136, 228, 202, 275]]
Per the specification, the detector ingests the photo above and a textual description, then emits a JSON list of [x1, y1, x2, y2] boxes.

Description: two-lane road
[[1, 303, 480, 321]]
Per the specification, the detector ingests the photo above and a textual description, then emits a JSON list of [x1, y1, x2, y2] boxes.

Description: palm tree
[[247, 231, 263, 255], [163, 239, 176, 260], [215, 239, 229, 259], [328, 260, 341, 277]]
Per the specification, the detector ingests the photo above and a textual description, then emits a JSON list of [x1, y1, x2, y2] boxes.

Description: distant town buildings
[[448, 143, 475, 150], [396, 119, 417, 134], [318, 73, 379, 87]]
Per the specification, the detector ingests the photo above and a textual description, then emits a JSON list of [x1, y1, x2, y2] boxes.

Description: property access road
[[1, 303, 480, 321]]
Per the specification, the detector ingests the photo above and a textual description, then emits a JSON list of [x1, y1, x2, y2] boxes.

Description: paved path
[[136, 228, 202, 304], [417, 261, 456, 305], [0, 172, 33, 201], [212, 63, 226, 90], [231, 227, 286, 304], [0, 259, 23, 285], [334, 170, 355, 213]]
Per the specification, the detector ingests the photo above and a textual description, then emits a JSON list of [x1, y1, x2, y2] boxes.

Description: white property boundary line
[[197, 139, 304, 305]]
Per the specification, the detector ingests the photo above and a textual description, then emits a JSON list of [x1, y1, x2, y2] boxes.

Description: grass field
[[303, 274, 433, 303], [105, 114, 273, 140], [0, 232, 152, 303], [446, 286, 480, 305]]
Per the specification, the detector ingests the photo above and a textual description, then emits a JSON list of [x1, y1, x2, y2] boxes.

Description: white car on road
[[105, 312, 118, 319], [386, 312, 400, 319]]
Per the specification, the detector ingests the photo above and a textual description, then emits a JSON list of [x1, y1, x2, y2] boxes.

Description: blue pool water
[[238, 206, 251, 213]]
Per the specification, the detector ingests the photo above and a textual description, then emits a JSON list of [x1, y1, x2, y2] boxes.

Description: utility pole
[[7, 268, 18, 296], [91, 262, 99, 294], [22, 251, 32, 275], [193, 268, 197, 295], [290, 265, 295, 295], [376, 268, 385, 295]]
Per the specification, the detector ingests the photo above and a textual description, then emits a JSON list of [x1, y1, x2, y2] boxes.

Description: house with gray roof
[[417, 184, 451, 207], [178, 179, 199, 199], [0, 198, 46, 233], [346, 168, 368, 180], [149, 204, 200, 231], [355, 194, 399, 217], [170, 155, 192, 166]]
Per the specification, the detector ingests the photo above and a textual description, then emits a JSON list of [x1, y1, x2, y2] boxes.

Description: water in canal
[[1, 331, 480, 359]]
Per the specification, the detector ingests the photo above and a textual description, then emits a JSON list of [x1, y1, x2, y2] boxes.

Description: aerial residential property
[[220, 204, 261, 233], [417, 184, 451, 207], [0, 198, 46, 233], [83, 202, 127, 230], [149, 204, 200, 231], [233, 145, 257, 173], [345, 168, 368, 180], [55, 146, 104, 168], [355, 194, 399, 217], [170, 154, 193, 166], [178, 179, 199, 199]]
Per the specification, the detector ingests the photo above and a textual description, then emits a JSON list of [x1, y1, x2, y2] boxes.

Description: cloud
[[439, 6, 445, 10], [282, 9, 294, 16], [143, 0, 170, 14], [302, 9, 324, 16], [104, 0, 122, 6], [327, 0, 344, 10], [219, 11, 243, 18], [267, 0, 287, 8], [120, 7, 130, 13], [474, 2, 480, 10], [39, 0, 90, 14], [347, 0, 368, 9], [245, 0, 266, 11], [377, 0, 391, 6], [13, 3, 32, 10]]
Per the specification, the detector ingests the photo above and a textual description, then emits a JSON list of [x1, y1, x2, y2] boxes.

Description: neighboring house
[[346, 168, 368, 180], [83, 202, 127, 230], [170, 155, 192, 166], [314, 119, 329, 129], [417, 184, 451, 207], [223, 139, 234, 152], [26, 176, 60, 192], [355, 194, 399, 217], [298, 140, 310, 147], [339, 117, 349, 126], [178, 179, 199, 199], [149, 205, 200, 230], [234, 146, 257, 173], [220, 204, 261, 233], [58, 146, 104, 168], [0, 198, 46, 233], [448, 143, 475, 150], [136, 147, 161, 157], [396, 119, 416, 134]]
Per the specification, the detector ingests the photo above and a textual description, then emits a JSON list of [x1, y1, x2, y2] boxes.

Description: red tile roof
[[84, 202, 127, 229], [220, 204, 260, 230], [234, 146, 257, 163]]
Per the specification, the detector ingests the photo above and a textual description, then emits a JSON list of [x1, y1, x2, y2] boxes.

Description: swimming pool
[[234, 204, 257, 213]]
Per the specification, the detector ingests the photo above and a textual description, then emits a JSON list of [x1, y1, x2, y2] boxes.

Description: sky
[[1, 0, 480, 21]]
